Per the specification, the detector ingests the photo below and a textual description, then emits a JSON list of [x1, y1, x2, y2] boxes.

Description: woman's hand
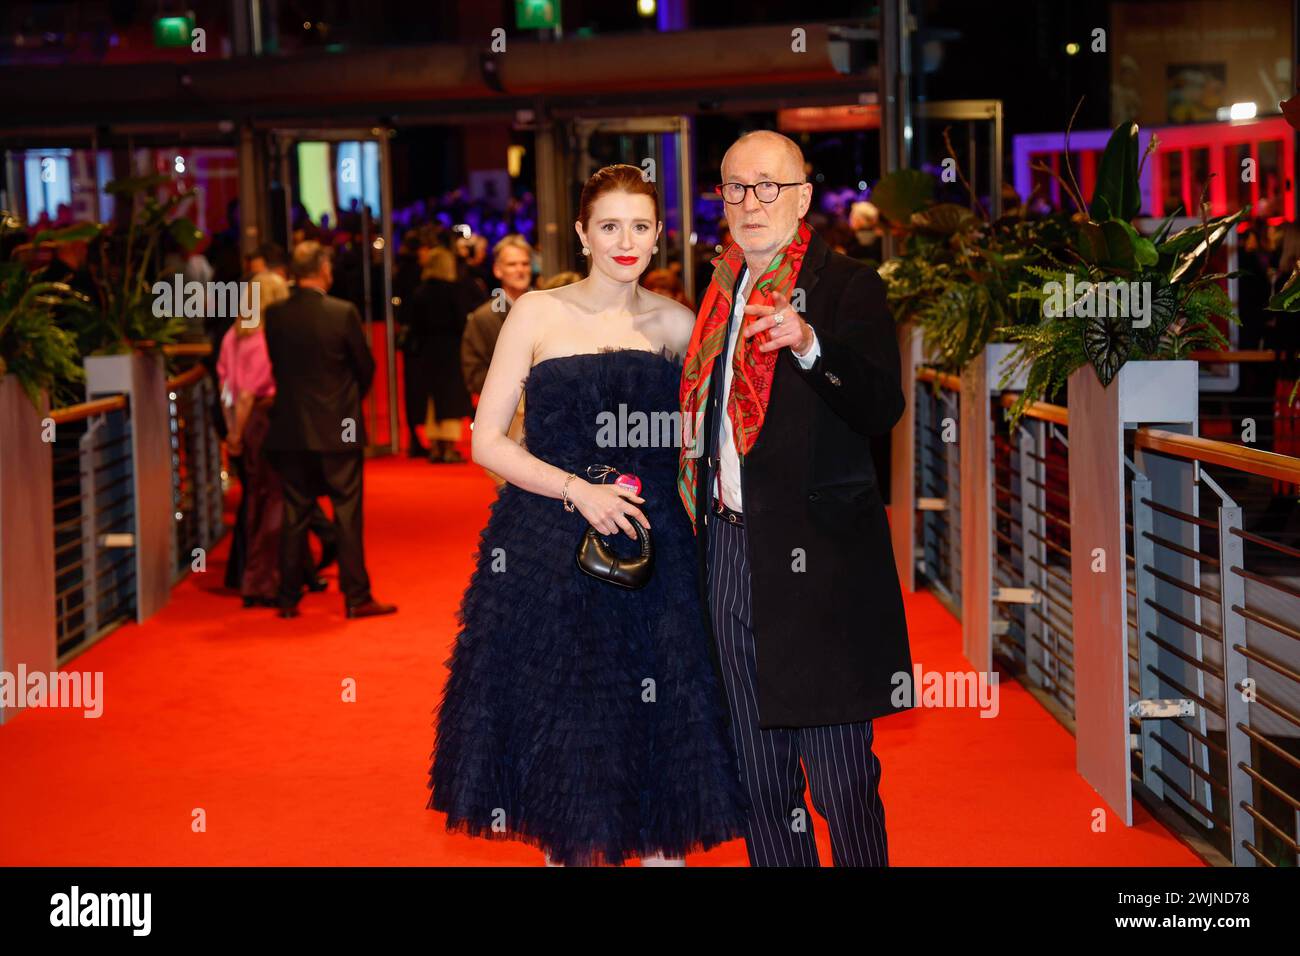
[[570, 480, 650, 539]]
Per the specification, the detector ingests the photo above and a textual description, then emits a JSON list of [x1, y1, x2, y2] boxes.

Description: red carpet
[[0, 457, 1204, 866]]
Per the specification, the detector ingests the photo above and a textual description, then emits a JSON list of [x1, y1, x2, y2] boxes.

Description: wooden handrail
[[916, 366, 962, 392], [999, 392, 1069, 426], [48, 395, 127, 425], [166, 365, 206, 391], [1136, 428, 1300, 483], [1188, 349, 1278, 363], [47, 365, 207, 426], [162, 342, 213, 357]]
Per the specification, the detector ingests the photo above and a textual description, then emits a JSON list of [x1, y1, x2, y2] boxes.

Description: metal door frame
[[566, 116, 696, 303], [889, 98, 1003, 600], [913, 99, 1004, 220], [270, 127, 398, 455]]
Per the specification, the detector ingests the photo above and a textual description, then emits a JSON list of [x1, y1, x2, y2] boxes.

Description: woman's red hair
[[577, 164, 659, 229]]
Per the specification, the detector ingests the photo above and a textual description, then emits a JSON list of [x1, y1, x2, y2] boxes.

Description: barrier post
[[1068, 359, 1198, 826], [0, 379, 56, 723], [85, 352, 173, 622]]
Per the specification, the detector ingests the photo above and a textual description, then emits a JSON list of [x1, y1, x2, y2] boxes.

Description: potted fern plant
[[875, 162, 1071, 391], [0, 211, 92, 703], [1001, 122, 1241, 428], [74, 175, 202, 624], [0, 213, 91, 412], [1009, 123, 1243, 768], [70, 173, 198, 356]]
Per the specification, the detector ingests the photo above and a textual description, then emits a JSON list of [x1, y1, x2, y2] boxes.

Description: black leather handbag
[[576, 520, 654, 589], [574, 466, 654, 589]]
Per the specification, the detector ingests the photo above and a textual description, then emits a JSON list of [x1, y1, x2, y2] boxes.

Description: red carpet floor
[[0, 457, 1204, 866]]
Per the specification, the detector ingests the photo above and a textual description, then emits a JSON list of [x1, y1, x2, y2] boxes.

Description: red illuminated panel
[[1148, 116, 1294, 218], [776, 104, 881, 132]]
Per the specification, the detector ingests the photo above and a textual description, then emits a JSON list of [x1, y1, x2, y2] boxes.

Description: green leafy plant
[[1267, 272, 1300, 407], [1000, 121, 1244, 426], [66, 174, 202, 355], [0, 212, 90, 408], [1270, 268, 1300, 313], [876, 160, 1071, 374]]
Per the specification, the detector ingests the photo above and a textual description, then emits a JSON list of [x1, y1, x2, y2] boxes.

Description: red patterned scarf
[[677, 218, 813, 531]]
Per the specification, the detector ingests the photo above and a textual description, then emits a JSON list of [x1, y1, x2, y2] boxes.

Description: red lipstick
[[612, 255, 639, 265]]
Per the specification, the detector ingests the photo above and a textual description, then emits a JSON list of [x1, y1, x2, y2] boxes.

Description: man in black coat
[[688, 131, 912, 866], [265, 241, 396, 620]]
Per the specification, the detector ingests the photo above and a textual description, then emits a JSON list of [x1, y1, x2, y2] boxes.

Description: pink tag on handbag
[[614, 473, 642, 496]]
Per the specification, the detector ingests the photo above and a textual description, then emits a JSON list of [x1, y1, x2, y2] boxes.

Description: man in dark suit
[[681, 131, 912, 866], [461, 235, 534, 484], [265, 241, 396, 620]]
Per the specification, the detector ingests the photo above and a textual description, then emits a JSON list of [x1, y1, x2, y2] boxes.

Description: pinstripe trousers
[[705, 513, 889, 867]]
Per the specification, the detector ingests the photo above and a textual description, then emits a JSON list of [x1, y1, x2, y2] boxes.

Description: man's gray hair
[[493, 234, 533, 264], [290, 240, 331, 280]]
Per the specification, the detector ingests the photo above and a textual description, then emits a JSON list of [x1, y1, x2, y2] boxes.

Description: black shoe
[[306, 576, 328, 593], [407, 441, 428, 459], [278, 606, 300, 619], [242, 596, 276, 609], [316, 542, 337, 573], [441, 446, 467, 463], [345, 599, 397, 619]]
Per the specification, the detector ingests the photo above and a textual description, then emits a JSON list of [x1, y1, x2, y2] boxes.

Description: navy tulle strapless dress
[[428, 347, 748, 866]]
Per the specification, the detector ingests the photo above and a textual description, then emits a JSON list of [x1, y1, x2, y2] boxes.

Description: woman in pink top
[[218, 271, 289, 607]]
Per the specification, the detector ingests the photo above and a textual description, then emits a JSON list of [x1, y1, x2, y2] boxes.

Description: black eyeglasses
[[714, 181, 805, 205]]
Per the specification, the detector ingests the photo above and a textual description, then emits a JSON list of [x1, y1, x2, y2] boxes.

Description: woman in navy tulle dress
[[427, 165, 747, 866]]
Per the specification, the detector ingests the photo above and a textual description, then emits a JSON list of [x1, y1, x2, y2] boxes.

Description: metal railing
[[914, 368, 961, 613], [46, 354, 226, 661], [167, 363, 224, 581], [991, 393, 1076, 721], [906, 352, 1300, 865], [48, 396, 137, 661], [1128, 428, 1300, 867]]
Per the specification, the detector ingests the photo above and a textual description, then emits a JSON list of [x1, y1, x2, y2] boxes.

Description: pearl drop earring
[[652, 244, 658, 254], [582, 246, 590, 256]]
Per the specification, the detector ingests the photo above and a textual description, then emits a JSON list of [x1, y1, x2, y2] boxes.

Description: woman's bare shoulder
[[502, 288, 564, 333], [506, 288, 548, 315], [509, 287, 589, 364], [639, 289, 698, 353], [513, 285, 589, 320]]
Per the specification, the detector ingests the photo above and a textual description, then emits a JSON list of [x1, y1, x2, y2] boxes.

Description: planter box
[[1067, 359, 1198, 827], [0, 379, 56, 724], [1116, 358, 1198, 425], [84, 351, 173, 623], [956, 343, 1033, 675]]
